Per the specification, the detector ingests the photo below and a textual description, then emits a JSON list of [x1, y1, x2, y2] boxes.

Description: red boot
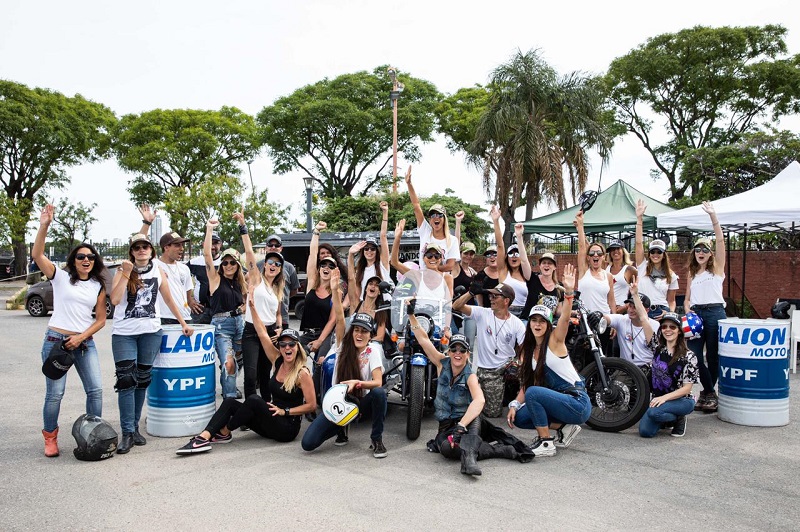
[[43, 428, 59, 457]]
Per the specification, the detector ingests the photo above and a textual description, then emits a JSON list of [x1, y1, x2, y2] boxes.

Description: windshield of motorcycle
[[390, 269, 452, 335]]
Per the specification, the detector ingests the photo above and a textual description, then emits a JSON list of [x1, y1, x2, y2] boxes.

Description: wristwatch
[[284, 407, 291, 416]]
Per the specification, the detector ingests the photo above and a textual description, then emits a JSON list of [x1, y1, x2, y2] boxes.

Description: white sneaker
[[554, 424, 582, 448], [530, 437, 557, 457]]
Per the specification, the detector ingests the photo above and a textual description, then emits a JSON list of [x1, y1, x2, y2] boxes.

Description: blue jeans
[[301, 387, 387, 450], [41, 329, 103, 432], [212, 315, 244, 398], [687, 305, 726, 392], [638, 396, 695, 437], [112, 331, 163, 434], [514, 385, 592, 429]]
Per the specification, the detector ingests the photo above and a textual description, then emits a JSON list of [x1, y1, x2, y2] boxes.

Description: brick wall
[[470, 250, 800, 318]]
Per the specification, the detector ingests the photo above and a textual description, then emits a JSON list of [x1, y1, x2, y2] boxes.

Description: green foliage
[[112, 107, 262, 225], [435, 85, 491, 154], [313, 192, 491, 248], [605, 25, 800, 201], [0, 80, 116, 272], [257, 67, 441, 198], [161, 174, 288, 248], [44, 197, 98, 253]]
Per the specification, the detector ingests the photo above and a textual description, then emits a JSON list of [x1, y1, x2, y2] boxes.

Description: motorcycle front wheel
[[581, 358, 650, 432], [406, 364, 425, 440]]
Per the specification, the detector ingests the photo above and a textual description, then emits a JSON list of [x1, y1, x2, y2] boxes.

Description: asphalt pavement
[[1, 308, 798, 531]]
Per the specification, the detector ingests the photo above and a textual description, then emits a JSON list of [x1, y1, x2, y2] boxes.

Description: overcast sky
[[3, 0, 799, 242]]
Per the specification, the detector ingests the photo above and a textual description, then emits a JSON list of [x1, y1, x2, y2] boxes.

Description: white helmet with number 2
[[322, 384, 360, 426]]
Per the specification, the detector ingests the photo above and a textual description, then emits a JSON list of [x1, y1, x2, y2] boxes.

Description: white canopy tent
[[657, 161, 800, 233]]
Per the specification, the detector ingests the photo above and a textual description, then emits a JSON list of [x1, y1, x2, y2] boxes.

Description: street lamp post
[[387, 67, 404, 194], [303, 177, 314, 232]]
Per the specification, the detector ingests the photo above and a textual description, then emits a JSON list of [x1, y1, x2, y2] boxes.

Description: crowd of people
[[32, 169, 727, 472]]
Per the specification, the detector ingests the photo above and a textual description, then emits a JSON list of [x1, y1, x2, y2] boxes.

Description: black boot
[[477, 442, 519, 461], [117, 433, 134, 454], [459, 435, 482, 476], [132, 428, 147, 446]]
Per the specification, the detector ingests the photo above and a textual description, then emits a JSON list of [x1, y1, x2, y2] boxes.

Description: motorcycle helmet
[[682, 312, 703, 340], [72, 414, 118, 461], [322, 384, 360, 426], [771, 301, 791, 319]]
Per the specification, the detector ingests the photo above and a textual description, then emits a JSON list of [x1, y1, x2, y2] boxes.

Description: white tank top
[[606, 265, 630, 309], [579, 269, 611, 313], [690, 270, 725, 305], [532, 347, 582, 386], [502, 274, 528, 306], [245, 278, 279, 325], [417, 276, 447, 301]]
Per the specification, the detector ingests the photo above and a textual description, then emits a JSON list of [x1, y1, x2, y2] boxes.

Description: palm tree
[[468, 50, 616, 244]]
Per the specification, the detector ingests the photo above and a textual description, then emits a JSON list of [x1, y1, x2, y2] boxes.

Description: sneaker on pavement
[[240, 425, 251, 432], [530, 437, 557, 457], [211, 432, 232, 443], [370, 439, 388, 459], [334, 431, 349, 447], [176, 436, 212, 455], [702, 391, 718, 412], [671, 416, 687, 438], [554, 424, 582, 448]]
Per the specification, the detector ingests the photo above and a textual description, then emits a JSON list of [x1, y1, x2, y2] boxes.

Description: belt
[[692, 303, 724, 310], [213, 309, 243, 318], [46, 334, 93, 343]]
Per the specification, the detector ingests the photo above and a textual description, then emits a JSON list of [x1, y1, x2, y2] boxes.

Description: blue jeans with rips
[[112, 331, 162, 434], [41, 329, 103, 432], [687, 305, 726, 392], [638, 396, 695, 437], [301, 387, 388, 450], [212, 315, 244, 399]]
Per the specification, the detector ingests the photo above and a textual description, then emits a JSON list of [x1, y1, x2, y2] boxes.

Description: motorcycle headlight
[[597, 316, 608, 334]]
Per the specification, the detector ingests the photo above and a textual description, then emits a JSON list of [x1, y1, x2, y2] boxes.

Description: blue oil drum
[[717, 318, 790, 426], [146, 325, 216, 437]]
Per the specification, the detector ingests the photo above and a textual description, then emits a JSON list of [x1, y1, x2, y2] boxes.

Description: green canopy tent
[[522, 180, 675, 235]]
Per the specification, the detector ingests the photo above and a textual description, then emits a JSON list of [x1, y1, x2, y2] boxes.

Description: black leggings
[[242, 322, 276, 400], [204, 395, 300, 443]]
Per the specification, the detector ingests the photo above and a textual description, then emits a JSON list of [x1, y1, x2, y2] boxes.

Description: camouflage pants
[[477, 365, 507, 418]]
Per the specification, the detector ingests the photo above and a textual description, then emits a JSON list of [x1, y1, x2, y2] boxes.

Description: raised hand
[[701, 201, 716, 216], [404, 165, 413, 185], [455, 211, 465, 221], [315, 221, 327, 232], [207, 218, 220, 230], [629, 276, 639, 295], [562, 263, 576, 292], [574, 210, 584, 226], [395, 219, 406, 234], [514, 223, 524, 237], [232, 204, 245, 226], [490, 205, 500, 222], [329, 266, 341, 289], [380, 201, 388, 214], [121, 260, 134, 276], [139, 204, 156, 224], [40, 204, 54, 226], [349, 241, 366, 255]]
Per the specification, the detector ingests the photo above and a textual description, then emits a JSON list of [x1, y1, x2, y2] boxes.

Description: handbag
[[503, 357, 521, 383], [42, 341, 75, 380]]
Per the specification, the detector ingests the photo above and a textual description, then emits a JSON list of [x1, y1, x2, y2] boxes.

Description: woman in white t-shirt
[[605, 239, 636, 314], [347, 201, 392, 298], [405, 166, 460, 272], [301, 268, 389, 458], [110, 232, 192, 455], [635, 200, 678, 319], [33, 204, 109, 458], [491, 206, 532, 318]]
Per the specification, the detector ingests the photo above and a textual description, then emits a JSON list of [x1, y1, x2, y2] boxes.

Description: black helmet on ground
[[72, 414, 118, 461]]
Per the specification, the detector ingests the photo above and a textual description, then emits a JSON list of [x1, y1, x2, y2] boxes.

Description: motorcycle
[[385, 269, 452, 440], [566, 292, 650, 432]]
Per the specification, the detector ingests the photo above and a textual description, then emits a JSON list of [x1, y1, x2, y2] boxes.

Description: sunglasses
[[649, 249, 664, 255], [587, 250, 604, 257], [266, 258, 283, 267], [131, 244, 151, 251], [364, 246, 377, 252], [694, 247, 711, 254], [278, 341, 297, 348], [75, 253, 96, 261], [267, 242, 281, 248], [221, 260, 238, 267], [424, 252, 442, 260], [449, 346, 468, 354], [661, 324, 679, 331], [507, 252, 520, 258], [428, 212, 445, 219], [484, 252, 497, 258], [319, 261, 337, 270]]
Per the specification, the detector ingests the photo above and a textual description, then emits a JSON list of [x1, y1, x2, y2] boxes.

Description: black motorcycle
[[566, 293, 650, 432]]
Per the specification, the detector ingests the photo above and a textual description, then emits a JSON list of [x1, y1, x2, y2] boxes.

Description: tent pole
[[726, 230, 731, 297], [741, 225, 747, 317]]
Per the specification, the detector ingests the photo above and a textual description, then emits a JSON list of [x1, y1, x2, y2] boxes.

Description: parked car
[[25, 264, 118, 319], [290, 273, 307, 320]]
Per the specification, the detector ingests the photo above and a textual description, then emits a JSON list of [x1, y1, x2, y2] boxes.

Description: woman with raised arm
[[235, 209, 284, 401], [110, 231, 192, 455], [635, 199, 678, 319], [519, 252, 563, 322], [451, 210, 478, 338], [405, 166, 459, 272], [490, 207, 532, 318], [301, 267, 389, 458], [34, 204, 108, 458], [176, 287, 316, 454], [390, 219, 454, 308], [507, 264, 591, 457], [685, 201, 727, 413], [203, 218, 246, 402], [347, 201, 391, 298], [574, 210, 615, 355], [605, 239, 636, 315], [306, 221, 348, 291]]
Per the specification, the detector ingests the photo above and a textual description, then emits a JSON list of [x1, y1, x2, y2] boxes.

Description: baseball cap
[[427, 204, 446, 215], [486, 282, 515, 301], [350, 313, 375, 333], [220, 248, 241, 262], [424, 243, 444, 255], [539, 252, 557, 264], [266, 234, 282, 246], [264, 251, 284, 265], [528, 304, 553, 323], [483, 245, 498, 256], [211, 232, 222, 243], [648, 240, 667, 252], [507, 244, 520, 254], [624, 292, 651, 309], [660, 312, 682, 328], [129, 233, 152, 249], [461, 241, 476, 253], [449, 334, 470, 350], [364, 237, 378, 248], [278, 328, 300, 342], [159, 232, 189, 249], [607, 239, 624, 250], [694, 237, 713, 250]]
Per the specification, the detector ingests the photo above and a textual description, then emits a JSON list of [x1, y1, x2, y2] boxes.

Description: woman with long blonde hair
[[635, 200, 678, 318]]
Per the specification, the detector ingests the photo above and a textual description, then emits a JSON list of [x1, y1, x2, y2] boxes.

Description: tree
[[605, 25, 800, 201], [313, 190, 491, 248], [257, 67, 441, 198], [0, 80, 116, 274], [440, 51, 617, 243], [674, 128, 800, 208], [112, 107, 262, 234], [46, 197, 97, 253], [160, 174, 289, 249]]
